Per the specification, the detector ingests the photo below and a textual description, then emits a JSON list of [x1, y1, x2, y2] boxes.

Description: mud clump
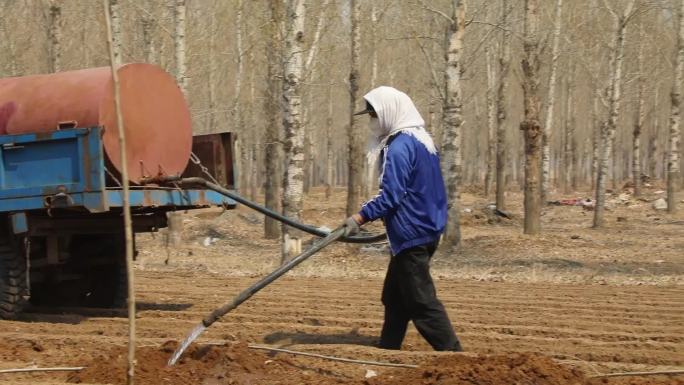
[[368, 353, 587, 385], [67, 341, 348, 385]]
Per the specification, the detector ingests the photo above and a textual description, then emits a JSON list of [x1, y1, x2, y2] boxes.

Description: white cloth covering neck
[[364, 86, 437, 165]]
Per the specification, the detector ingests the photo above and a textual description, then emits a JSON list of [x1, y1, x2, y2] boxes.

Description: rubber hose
[[178, 177, 387, 244]]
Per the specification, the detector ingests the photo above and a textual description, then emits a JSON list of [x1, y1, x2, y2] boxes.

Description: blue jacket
[[360, 132, 447, 255]]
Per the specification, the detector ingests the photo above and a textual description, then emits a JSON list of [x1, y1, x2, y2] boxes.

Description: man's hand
[[342, 214, 364, 236]]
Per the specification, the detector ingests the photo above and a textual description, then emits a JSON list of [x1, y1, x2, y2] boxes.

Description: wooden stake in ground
[[103, 1, 136, 384]]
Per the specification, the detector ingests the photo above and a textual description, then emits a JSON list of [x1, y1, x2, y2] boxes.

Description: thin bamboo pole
[[0, 366, 85, 374], [103, 1, 136, 384], [589, 370, 684, 379]]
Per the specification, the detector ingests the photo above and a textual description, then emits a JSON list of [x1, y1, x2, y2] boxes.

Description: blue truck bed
[[0, 127, 236, 213]]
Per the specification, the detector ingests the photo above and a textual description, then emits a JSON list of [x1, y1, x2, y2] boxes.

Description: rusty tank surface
[[0, 63, 192, 183]]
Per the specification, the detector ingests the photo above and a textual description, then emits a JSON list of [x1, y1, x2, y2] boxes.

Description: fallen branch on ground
[[589, 370, 684, 378], [247, 344, 418, 368], [0, 366, 85, 374]]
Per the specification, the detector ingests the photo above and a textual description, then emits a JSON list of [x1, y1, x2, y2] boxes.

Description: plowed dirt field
[[1, 189, 682, 384], [1, 272, 682, 384]]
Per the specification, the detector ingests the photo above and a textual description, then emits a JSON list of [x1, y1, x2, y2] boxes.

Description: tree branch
[[415, 0, 453, 24]]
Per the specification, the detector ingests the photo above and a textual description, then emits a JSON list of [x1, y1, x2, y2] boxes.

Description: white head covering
[[363, 86, 437, 165]]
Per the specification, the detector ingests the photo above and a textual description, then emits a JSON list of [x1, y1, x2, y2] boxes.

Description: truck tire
[[0, 234, 28, 319]]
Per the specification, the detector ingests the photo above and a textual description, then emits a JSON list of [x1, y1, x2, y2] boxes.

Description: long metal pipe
[[141, 175, 387, 244], [169, 227, 347, 366]]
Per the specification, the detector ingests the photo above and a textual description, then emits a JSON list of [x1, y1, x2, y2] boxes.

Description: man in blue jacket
[[343, 86, 462, 352]]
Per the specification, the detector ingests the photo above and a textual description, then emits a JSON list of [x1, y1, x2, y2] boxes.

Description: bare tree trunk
[[521, 0, 542, 235], [301, 0, 330, 196], [371, 3, 378, 89], [364, 1, 379, 199], [496, 0, 511, 210], [563, 73, 574, 193], [264, 1, 283, 240], [484, 44, 496, 196], [611, 134, 618, 191], [141, 0, 156, 64], [207, 8, 216, 133], [173, 0, 187, 95], [48, 0, 62, 73], [594, 1, 633, 228], [326, 82, 334, 199], [541, 0, 563, 201], [108, 0, 122, 67], [281, 0, 306, 261], [168, 0, 188, 248], [591, 93, 600, 190], [302, 120, 314, 194], [440, 0, 466, 249], [233, 0, 247, 193], [572, 118, 578, 190], [667, 0, 684, 213], [633, 24, 645, 197], [346, 0, 363, 216], [249, 52, 258, 202], [649, 87, 659, 178], [80, 9, 91, 68]]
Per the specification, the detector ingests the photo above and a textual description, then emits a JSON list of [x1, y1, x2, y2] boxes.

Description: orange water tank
[[0, 63, 192, 184]]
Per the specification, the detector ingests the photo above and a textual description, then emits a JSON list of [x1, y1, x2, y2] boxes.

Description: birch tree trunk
[[141, 0, 156, 64], [496, 0, 512, 210], [48, 0, 62, 73], [541, 0, 563, 201], [441, 0, 466, 249], [633, 24, 645, 197], [301, 0, 330, 195], [168, 0, 187, 248], [141, 16, 155, 64], [346, 0, 363, 216], [207, 8, 216, 133], [281, 0, 306, 261], [521, 0, 542, 235], [263, 1, 283, 240], [174, 0, 187, 95], [108, 0, 122, 67], [484, 45, 497, 195], [667, 0, 684, 213], [593, 0, 633, 228], [233, 0, 247, 193], [364, 1, 379, 199]]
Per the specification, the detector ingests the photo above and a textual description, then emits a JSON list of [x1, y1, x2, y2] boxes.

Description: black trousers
[[379, 241, 462, 351]]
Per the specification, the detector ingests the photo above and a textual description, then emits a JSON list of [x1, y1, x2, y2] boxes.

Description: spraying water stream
[[167, 323, 207, 366]]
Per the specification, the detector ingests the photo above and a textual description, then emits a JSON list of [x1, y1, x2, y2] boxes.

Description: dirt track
[[1, 188, 683, 384]]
